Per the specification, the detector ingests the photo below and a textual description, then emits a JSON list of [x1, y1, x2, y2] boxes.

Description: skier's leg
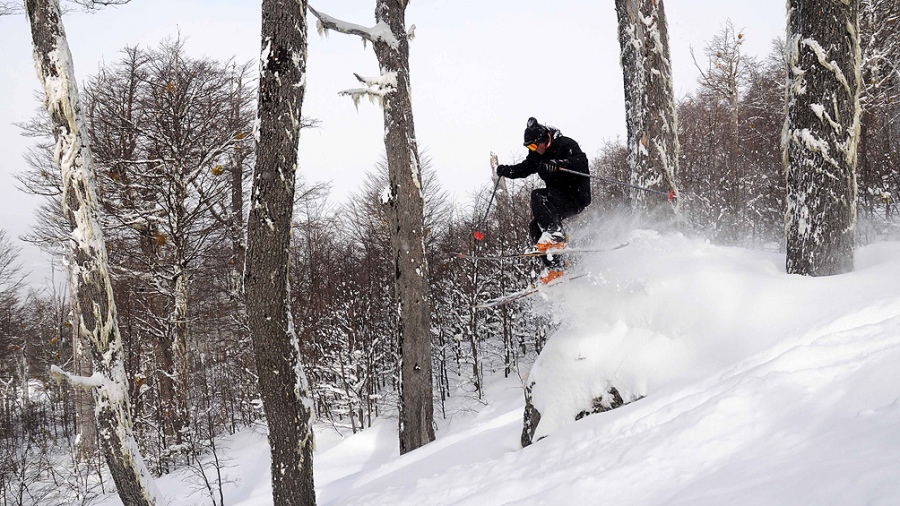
[[528, 218, 542, 245], [529, 216, 554, 268], [541, 189, 584, 273], [531, 189, 565, 269], [531, 188, 562, 235], [545, 187, 583, 223]]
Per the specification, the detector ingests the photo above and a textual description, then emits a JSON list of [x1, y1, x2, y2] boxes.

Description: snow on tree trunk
[[372, 0, 435, 455], [243, 0, 316, 504], [615, 0, 681, 213], [784, 0, 861, 276], [171, 263, 190, 438], [309, 0, 435, 455], [71, 287, 98, 460], [224, 66, 251, 302], [24, 0, 158, 504], [230, 114, 248, 300], [166, 177, 191, 447]]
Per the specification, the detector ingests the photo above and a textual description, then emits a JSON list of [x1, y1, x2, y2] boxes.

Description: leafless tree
[[85, 39, 254, 454], [24, 0, 158, 503], [692, 20, 747, 228], [243, 0, 316, 504], [856, 0, 900, 223], [309, 1, 435, 454]]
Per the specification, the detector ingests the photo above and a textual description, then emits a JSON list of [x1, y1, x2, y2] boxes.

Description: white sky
[[0, 0, 786, 286]]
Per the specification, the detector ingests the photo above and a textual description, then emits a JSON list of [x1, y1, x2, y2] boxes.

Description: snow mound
[[527, 230, 900, 441], [97, 231, 900, 505]]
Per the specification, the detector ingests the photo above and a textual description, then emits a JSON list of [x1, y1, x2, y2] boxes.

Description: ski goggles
[[525, 142, 541, 151]]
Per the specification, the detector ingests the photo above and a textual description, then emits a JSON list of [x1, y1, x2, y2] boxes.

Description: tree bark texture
[[71, 296, 98, 460], [25, 0, 159, 504], [244, 0, 316, 504], [372, 0, 436, 455], [615, 0, 681, 212], [784, 0, 861, 276]]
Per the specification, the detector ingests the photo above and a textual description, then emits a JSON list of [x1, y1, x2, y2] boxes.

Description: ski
[[453, 241, 628, 262], [475, 272, 590, 309]]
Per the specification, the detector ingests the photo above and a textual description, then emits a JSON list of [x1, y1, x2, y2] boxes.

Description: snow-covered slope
[[99, 230, 900, 505]]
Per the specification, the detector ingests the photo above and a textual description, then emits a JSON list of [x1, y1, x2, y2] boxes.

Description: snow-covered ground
[[99, 228, 900, 505]]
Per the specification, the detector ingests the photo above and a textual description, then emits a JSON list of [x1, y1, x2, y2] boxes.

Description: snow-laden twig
[[338, 71, 397, 110]]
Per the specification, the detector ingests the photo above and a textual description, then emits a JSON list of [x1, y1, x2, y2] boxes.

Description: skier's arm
[[500, 152, 541, 179], [547, 140, 589, 174]]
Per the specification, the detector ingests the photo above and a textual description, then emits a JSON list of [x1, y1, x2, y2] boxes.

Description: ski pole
[[473, 176, 502, 241], [557, 167, 675, 200]]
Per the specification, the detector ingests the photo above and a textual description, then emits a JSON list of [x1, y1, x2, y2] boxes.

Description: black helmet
[[523, 117, 549, 146]]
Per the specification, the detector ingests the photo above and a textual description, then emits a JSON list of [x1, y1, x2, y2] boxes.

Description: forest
[[1, 0, 898, 505]]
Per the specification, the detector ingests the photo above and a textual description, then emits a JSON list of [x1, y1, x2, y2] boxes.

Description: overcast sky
[[0, 0, 786, 286]]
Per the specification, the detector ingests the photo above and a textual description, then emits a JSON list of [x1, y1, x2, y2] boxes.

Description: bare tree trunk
[[615, 0, 681, 213], [228, 71, 250, 300], [729, 91, 742, 229], [244, 0, 316, 504], [171, 263, 190, 438], [784, 0, 861, 276], [466, 310, 482, 398], [166, 178, 191, 448], [372, 0, 435, 454], [310, 0, 435, 454], [25, 0, 158, 504], [230, 148, 247, 298], [71, 299, 97, 460]]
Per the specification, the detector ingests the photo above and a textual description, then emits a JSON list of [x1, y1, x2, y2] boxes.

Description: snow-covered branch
[[308, 5, 399, 49], [50, 364, 105, 391], [338, 71, 397, 109]]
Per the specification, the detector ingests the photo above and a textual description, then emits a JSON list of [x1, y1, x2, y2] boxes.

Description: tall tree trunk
[[372, 0, 435, 454], [25, 1, 158, 504], [309, 0, 435, 454], [230, 147, 247, 299], [244, 0, 316, 504], [729, 92, 741, 231], [171, 263, 190, 438], [166, 178, 191, 448], [615, 0, 681, 213], [784, 0, 861, 276], [229, 73, 249, 300], [71, 295, 97, 460]]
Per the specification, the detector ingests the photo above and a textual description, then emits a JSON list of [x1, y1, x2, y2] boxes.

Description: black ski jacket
[[503, 128, 591, 209]]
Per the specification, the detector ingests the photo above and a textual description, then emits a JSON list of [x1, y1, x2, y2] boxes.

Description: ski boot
[[535, 230, 567, 253], [539, 267, 566, 285], [538, 245, 567, 285]]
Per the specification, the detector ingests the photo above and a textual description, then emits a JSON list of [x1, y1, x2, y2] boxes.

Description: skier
[[496, 117, 591, 284]]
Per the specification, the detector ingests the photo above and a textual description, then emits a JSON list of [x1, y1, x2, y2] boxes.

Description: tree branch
[[308, 4, 399, 47], [51, 365, 105, 391], [0, 2, 21, 15]]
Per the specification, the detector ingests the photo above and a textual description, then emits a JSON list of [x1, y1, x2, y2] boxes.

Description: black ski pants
[[529, 187, 584, 268]]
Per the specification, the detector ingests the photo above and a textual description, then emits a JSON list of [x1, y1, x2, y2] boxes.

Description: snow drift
[[98, 229, 900, 505]]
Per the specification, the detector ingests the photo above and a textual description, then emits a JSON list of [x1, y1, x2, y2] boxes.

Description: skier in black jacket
[[497, 117, 591, 283]]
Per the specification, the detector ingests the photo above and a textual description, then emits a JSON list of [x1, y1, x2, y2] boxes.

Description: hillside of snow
[[99, 228, 900, 505]]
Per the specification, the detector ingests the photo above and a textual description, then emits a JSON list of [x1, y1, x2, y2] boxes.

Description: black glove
[[497, 165, 512, 178], [540, 160, 560, 173]]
